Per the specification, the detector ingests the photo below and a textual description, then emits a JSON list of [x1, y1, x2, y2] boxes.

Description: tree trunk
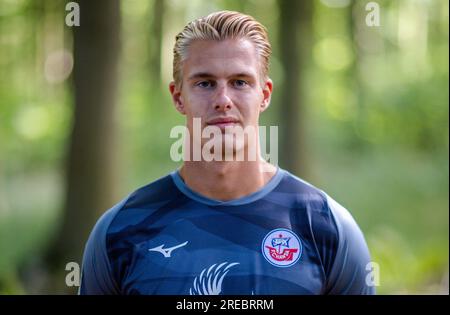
[[148, 0, 165, 86], [46, 0, 121, 292], [277, 0, 313, 177]]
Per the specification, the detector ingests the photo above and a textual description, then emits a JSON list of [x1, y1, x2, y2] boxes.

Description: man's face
[[170, 38, 273, 157]]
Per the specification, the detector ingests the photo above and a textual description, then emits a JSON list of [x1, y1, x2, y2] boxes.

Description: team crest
[[262, 228, 302, 267]]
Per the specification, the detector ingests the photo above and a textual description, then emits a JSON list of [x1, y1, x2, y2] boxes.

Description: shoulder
[[107, 172, 184, 227], [81, 172, 184, 293], [276, 170, 374, 294], [274, 170, 340, 253], [278, 170, 374, 294], [277, 169, 366, 247], [275, 169, 334, 222], [91, 172, 177, 233], [122, 172, 180, 210], [276, 169, 357, 228], [274, 170, 355, 270]]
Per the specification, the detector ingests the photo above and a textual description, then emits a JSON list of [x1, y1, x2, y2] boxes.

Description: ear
[[260, 78, 273, 113], [169, 81, 186, 115]]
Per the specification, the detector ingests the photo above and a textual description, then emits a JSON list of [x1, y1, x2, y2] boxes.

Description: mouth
[[206, 117, 240, 130]]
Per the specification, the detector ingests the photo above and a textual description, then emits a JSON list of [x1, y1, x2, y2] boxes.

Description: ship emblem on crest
[[262, 228, 302, 267]]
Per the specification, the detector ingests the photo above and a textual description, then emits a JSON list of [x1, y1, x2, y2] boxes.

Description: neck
[[179, 159, 277, 201]]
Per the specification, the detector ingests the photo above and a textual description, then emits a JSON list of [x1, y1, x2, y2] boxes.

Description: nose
[[213, 85, 232, 112]]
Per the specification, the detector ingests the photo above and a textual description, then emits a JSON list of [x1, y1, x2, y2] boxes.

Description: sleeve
[[323, 194, 376, 295], [78, 198, 128, 295]]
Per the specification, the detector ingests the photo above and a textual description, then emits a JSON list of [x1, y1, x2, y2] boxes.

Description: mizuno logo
[[148, 241, 188, 258]]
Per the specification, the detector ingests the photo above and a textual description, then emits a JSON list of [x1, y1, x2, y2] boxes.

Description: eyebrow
[[187, 72, 256, 81]]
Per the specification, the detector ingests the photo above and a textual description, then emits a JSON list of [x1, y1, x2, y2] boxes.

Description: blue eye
[[196, 81, 214, 88], [234, 80, 248, 87]]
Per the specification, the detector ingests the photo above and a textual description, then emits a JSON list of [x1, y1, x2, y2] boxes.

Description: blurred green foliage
[[0, 0, 448, 294]]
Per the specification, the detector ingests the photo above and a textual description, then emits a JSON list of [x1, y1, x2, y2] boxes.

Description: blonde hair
[[172, 11, 272, 87]]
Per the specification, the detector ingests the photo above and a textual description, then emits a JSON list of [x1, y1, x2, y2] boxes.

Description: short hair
[[172, 10, 272, 87]]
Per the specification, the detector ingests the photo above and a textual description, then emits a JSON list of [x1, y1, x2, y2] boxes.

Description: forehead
[[182, 38, 260, 79]]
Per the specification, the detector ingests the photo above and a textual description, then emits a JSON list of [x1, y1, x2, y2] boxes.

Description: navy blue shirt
[[79, 168, 375, 295]]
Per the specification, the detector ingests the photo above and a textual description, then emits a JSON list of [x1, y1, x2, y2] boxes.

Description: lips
[[206, 117, 239, 129]]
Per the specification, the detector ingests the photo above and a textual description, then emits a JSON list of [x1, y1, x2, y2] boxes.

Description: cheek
[[239, 108, 259, 126], [184, 95, 211, 118], [240, 95, 263, 121]]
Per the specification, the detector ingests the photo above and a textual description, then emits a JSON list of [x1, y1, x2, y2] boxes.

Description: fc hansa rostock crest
[[262, 228, 302, 267]]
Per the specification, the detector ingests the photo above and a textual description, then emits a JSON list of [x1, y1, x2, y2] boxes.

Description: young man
[[80, 11, 375, 295]]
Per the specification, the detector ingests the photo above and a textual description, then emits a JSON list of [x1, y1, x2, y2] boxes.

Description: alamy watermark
[[64, 2, 381, 30], [64, 260, 380, 288], [365, 2, 381, 27], [169, 118, 278, 171], [65, 2, 80, 27], [365, 261, 381, 287], [65, 261, 80, 287]]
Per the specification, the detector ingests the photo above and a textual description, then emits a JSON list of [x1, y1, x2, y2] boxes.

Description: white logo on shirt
[[148, 241, 188, 258], [190, 262, 239, 295]]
